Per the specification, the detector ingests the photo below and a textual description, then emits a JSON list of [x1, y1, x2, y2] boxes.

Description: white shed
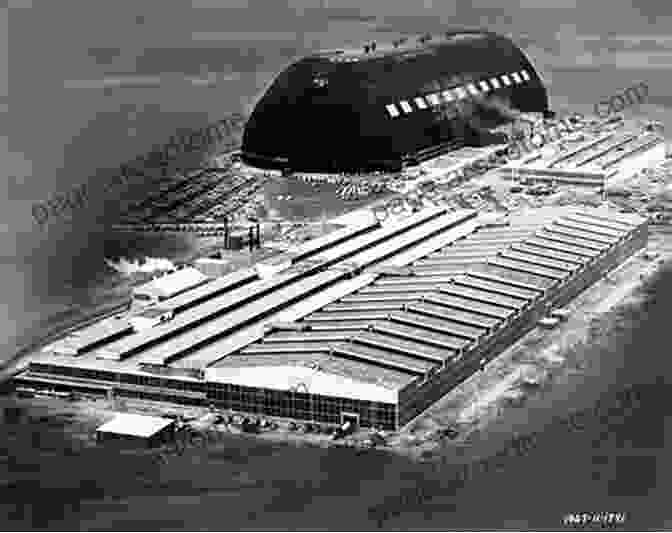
[[96, 412, 176, 447], [132, 267, 209, 304]]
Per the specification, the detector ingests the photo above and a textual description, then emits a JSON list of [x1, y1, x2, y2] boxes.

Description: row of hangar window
[[29, 363, 204, 393], [206, 398, 396, 425], [205, 401, 396, 426], [385, 69, 532, 117], [204, 383, 395, 412], [28, 363, 397, 415]]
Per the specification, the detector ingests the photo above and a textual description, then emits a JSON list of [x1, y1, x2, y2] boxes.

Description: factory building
[[16, 208, 646, 430], [501, 129, 666, 186], [242, 30, 550, 173]]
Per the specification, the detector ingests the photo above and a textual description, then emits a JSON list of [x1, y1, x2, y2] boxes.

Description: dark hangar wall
[[241, 31, 550, 173]]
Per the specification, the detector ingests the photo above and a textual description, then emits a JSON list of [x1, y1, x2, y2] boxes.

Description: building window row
[[385, 69, 533, 117], [26, 364, 398, 427]]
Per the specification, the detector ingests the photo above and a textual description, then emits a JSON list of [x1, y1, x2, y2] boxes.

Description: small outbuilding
[[96, 412, 176, 448], [132, 267, 209, 304]]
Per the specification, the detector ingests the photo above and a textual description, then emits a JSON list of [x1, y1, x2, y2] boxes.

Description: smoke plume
[[104, 257, 177, 276]]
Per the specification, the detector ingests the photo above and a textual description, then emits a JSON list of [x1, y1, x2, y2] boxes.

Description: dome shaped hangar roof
[[241, 30, 550, 173]]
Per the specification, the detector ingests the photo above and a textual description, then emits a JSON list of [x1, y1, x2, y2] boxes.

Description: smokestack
[[224, 217, 229, 249]]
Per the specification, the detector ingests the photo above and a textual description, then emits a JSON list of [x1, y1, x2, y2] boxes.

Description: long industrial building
[[241, 30, 551, 173], [501, 129, 666, 186], [16, 207, 647, 429]]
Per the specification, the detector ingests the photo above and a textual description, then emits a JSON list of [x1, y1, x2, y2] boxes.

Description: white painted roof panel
[[133, 267, 209, 300], [97, 413, 173, 438]]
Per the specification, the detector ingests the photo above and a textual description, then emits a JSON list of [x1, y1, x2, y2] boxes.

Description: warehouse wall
[[397, 219, 648, 427], [205, 382, 398, 429], [20, 362, 399, 429]]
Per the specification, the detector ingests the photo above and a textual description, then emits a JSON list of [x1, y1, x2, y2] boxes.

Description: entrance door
[[340, 411, 360, 427]]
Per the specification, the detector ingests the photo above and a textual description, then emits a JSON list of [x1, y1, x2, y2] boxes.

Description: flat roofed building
[[194, 257, 232, 278], [96, 413, 175, 447], [132, 267, 210, 304]]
